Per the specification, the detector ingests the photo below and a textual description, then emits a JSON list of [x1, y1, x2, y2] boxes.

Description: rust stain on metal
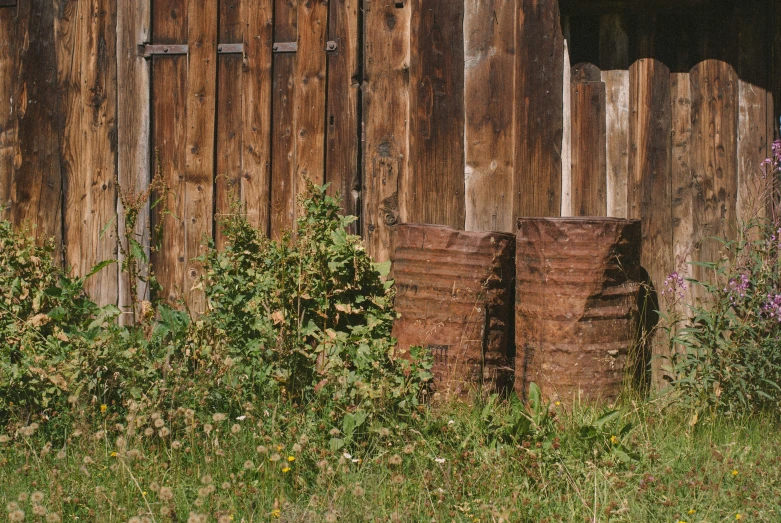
[[391, 224, 515, 397], [515, 217, 643, 402]]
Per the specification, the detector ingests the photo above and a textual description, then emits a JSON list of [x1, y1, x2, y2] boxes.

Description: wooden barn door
[[148, 0, 359, 311]]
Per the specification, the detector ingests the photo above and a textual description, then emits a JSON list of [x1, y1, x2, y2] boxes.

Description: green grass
[[2, 395, 780, 523]]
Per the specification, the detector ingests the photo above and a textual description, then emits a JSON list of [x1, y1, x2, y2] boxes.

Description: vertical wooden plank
[[603, 70, 629, 218], [0, 8, 16, 221], [628, 59, 672, 387], [325, 0, 360, 226], [215, 0, 243, 248], [152, 0, 188, 306], [516, 0, 564, 218], [464, 0, 515, 233], [11, 0, 63, 258], [670, 72, 694, 321], [561, 39, 571, 216], [269, 0, 297, 239], [241, 0, 273, 234], [363, 0, 409, 262], [293, 0, 329, 216], [57, 0, 119, 306], [117, 0, 152, 320], [570, 80, 607, 216], [737, 1, 772, 229], [690, 60, 738, 304], [183, 0, 218, 312], [406, 0, 465, 228]]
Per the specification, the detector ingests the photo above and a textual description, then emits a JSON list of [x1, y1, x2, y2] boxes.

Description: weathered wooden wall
[[0, 0, 779, 389]]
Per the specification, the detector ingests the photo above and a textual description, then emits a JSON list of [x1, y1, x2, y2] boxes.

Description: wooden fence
[[0, 0, 779, 341]]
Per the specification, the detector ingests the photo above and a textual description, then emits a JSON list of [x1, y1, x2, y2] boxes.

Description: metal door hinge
[[139, 43, 245, 59], [272, 41, 338, 53]]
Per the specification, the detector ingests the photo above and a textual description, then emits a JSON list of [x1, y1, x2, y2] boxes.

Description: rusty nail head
[[164, 47, 169, 53], [218, 46, 223, 52]]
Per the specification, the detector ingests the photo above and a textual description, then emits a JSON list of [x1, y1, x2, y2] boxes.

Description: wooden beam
[[571, 80, 607, 216]]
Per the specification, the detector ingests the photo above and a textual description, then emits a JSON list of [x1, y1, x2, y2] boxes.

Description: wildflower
[[287, 456, 295, 462], [221, 481, 231, 490], [269, 453, 281, 462], [144, 428, 154, 437], [735, 514, 742, 520], [292, 443, 302, 453], [325, 513, 338, 523], [434, 458, 446, 464], [129, 518, 142, 523], [159, 427, 170, 438], [235, 415, 246, 421], [329, 428, 341, 437], [18, 492, 29, 502], [203, 423, 213, 435], [194, 498, 204, 507], [0, 435, 9, 443], [391, 474, 404, 484], [610, 435, 619, 445], [6, 502, 20, 512], [116, 436, 127, 449], [270, 509, 281, 519], [9, 511, 25, 523], [244, 460, 254, 470], [352, 484, 365, 497], [298, 434, 309, 446], [388, 454, 402, 466], [732, 469, 739, 476], [30, 491, 44, 503], [317, 459, 328, 469], [160, 506, 171, 517], [33, 504, 47, 516], [212, 413, 227, 423], [83, 455, 94, 465], [343, 452, 352, 460], [201, 474, 213, 485], [46, 514, 62, 523], [159, 486, 174, 501], [555, 401, 561, 406], [282, 466, 291, 473], [56, 450, 66, 460], [379, 427, 390, 437], [256, 445, 268, 454], [403, 444, 415, 454], [154, 418, 165, 428], [218, 516, 233, 523], [231, 424, 241, 434], [448, 420, 455, 425], [171, 440, 182, 450], [100, 404, 107, 413]]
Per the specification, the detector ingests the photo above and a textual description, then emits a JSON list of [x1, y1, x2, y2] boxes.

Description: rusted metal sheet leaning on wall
[[515, 218, 643, 402], [391, 224, 515, 397]]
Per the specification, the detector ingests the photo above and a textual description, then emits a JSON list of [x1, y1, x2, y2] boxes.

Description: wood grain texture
[[516, 0, 564, 218], [628, 59, 672, 386], [0, 8, 16, 222], [326, 0, 360, 228], [464, 0, 515, 233], [151, 0, 188, 307], [561, 40, 571, 216], [736, 2, 772, 230], [294, 0, 329, 214], [12, 0, 63, 259], [603, 70, 629, 218], [362, 0, 409, 262], [570, 81, 607, 216], [407, 0, 465, 228], [117, 0, 151, 321], [269, 0, 297, 240], [183, 0, 218, 312], [240, 0, 273, 234], [690, 60, 738, 305], [670, 72, 694, 322], [598, 13, 628, 70], [215, 0, 243, 249], [57, 0, 119, 306]]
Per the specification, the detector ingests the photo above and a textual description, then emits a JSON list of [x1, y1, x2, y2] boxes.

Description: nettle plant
[[667, 141, 781, 416], [202, 184, 432, 440]]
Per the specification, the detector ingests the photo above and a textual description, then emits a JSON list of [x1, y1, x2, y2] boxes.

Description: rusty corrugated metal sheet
[[391, 224, 515, 396], [515, 218, 643, 402]]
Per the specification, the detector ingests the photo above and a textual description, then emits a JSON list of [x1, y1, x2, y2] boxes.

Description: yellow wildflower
[[110, 452, 117, 457], [100, 404, 107, 413], [287, 456, 295, 462], [688, 509, 696, 515], [732, 469, 739, 476], [270, 509, 281, 519], [610, 435, 619, 445], [735, 515, 742, 520], [282, 467, 291, 473]]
